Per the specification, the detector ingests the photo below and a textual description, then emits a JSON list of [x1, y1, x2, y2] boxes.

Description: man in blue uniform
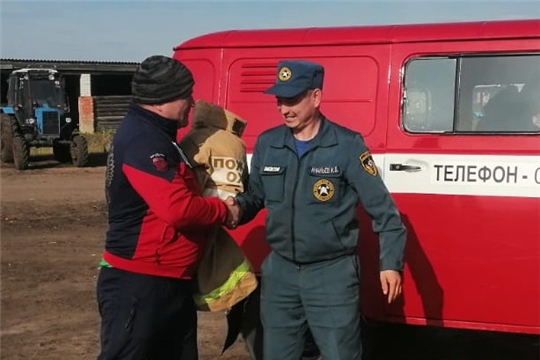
[[231, 60, 407, 360]]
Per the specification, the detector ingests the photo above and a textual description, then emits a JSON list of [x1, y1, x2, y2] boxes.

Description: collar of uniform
[[273, 116, 338, 150], [128, 103, 179, 139], [309, 116, 338, 148]]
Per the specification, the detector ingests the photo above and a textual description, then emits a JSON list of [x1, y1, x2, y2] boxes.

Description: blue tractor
[[1, 68, 89, 170]]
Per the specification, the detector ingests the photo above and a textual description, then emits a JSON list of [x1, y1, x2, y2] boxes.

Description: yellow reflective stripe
[[194, 260, 252, 306]]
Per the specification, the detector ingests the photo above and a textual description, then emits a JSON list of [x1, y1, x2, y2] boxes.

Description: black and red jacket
[[103, 104, 227, 279]]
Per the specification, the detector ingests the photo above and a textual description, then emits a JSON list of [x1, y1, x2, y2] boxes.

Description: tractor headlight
[[65, 117, 72, 123], [27, 117, 36, 125]]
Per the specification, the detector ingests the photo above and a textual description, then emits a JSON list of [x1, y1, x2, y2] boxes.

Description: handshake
[[223, 196, 242, 229]]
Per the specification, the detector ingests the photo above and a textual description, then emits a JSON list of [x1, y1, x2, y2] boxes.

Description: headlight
[[27, 118, 36, 125], [65, 117, 72, 123]]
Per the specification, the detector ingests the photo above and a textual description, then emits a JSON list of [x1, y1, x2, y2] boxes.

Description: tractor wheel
[[70, 134, 89, 167], [53, 139, 71, 163], [12, 134, 29, 170], [0, 114, 14, 163]]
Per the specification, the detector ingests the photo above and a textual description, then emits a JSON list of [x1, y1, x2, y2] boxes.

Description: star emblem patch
[[312, 179, 335, 202], [278, 66, 292, 82]]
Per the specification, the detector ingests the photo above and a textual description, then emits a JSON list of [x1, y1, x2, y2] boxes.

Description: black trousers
[[96, 267, 198, 360]]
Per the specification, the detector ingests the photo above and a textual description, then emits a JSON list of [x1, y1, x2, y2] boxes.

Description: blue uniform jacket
[[237, 117, 406, 271]]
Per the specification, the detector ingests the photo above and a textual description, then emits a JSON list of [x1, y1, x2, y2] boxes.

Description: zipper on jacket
[[291, 152, 300, 263]]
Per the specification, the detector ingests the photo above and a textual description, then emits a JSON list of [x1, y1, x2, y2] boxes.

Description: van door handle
[[389, 163, 422, 172]]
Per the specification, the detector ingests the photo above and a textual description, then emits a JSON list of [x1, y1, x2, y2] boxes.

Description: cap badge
[[278, 66, 292, 82], [312, 179, 335, 202]]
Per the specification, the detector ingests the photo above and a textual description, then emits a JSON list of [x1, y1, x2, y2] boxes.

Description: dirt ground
[[0, 156, 250, 360], [1, 155, 539, 360]]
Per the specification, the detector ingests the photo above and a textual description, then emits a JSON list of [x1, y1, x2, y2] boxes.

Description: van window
[[402, 54, 540, 134]]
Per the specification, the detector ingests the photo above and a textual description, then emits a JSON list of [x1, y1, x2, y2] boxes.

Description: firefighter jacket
[[103, 104, 228, 279], [180, 100, 256, 311], [237, 116, 406, 271], [181, 100, 248, 198]]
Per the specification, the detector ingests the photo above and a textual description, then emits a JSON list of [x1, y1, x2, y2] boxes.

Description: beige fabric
[[180, 100, 256, 312], [181, 100, 248, 197]]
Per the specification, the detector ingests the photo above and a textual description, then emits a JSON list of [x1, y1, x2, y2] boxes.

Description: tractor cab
[[1, 68, 88, 170], [9, 69, 67, 107], [7, 69, 71, 141]]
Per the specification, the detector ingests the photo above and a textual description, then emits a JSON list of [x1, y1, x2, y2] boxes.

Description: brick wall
[[78, 96, 94, 134]]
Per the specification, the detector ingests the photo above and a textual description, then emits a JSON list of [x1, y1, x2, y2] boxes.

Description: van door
[[223, 48, 390, 153], [384, 43, 540, 334]]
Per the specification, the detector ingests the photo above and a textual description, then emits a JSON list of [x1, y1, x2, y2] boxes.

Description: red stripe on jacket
[[104, 162, 227, 279]]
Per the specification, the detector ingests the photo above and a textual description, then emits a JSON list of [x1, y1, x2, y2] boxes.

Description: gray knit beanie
[[131, 55, 194, 104]]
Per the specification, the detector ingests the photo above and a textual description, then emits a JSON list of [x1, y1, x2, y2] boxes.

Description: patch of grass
[[31, 147, 53, 156], [29, 131, 115, 156], [85, 130, 115, 154]]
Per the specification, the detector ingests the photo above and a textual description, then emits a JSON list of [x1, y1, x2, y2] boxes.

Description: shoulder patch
[[359, 151, 378, 176], [150, 153, 168, 172]]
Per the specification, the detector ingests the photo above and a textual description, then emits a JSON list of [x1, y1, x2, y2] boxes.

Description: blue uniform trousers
[[261, 251, 362, 360]]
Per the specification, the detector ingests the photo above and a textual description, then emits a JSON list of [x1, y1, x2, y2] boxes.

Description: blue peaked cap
[[264, 60, 325, 98]]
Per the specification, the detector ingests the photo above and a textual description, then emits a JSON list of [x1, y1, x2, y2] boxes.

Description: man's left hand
[[380, 270, 402, 304]]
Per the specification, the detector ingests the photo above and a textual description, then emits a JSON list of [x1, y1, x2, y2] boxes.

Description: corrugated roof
[[0, 58, 139, 65], [0, 58, 139, 74]]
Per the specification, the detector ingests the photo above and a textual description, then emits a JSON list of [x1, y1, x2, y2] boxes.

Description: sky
[[1, 0, 539, 62]]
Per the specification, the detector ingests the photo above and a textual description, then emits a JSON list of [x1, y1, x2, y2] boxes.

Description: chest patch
[[150, 153, 169, 172], [309, 166, 340, 175], [312, 179, 335, 202], [262, 166, 282, 173]]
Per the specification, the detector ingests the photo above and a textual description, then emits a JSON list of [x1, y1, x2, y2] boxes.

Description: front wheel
[[12, 135, 29, 170], [70, 134, 89, 167], [1, 114, 14, 163]]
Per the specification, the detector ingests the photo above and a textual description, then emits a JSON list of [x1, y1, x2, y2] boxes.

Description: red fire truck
[[173, 19, 540, 336]]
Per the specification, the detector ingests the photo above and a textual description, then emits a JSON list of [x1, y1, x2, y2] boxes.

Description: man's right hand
[[224, 196, 241, 229]]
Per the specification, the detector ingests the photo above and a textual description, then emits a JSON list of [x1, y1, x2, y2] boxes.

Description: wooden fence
[[93, 95, 132, 132]]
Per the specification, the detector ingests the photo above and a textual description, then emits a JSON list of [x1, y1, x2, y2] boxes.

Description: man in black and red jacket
[[96, 55, 239, 360]]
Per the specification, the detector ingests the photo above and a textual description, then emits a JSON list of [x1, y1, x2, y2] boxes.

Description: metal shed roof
[[0, 58, 139, 74]]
